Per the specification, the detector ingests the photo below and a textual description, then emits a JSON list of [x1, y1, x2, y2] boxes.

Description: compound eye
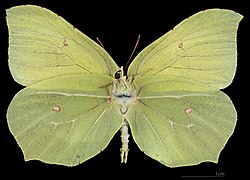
[[114, 70, 121, 79]]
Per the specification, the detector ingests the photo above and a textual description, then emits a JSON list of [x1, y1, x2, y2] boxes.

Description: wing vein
[[136, 103, 173, 164], [71, 104, 110, 164]]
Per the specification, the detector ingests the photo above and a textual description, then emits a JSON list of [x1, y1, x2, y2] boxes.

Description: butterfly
[[6, 5, 242, 167]]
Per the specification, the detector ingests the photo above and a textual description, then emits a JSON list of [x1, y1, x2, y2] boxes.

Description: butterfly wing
[[128, 9, 242, 89], [7, 74, 123, 166], [6, 5, 118, 86], [126, 76, 236, 167], [127, 9, 242, 167]]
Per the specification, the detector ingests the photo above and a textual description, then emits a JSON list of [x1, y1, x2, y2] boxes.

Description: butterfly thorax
[[111, 75, 137, 114]]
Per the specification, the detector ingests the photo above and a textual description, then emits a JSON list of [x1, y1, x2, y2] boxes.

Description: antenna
[[125, 35, 141, 70]]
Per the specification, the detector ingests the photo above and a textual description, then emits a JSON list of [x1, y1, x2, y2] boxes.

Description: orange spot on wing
[[52, 105, 61, 112]]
